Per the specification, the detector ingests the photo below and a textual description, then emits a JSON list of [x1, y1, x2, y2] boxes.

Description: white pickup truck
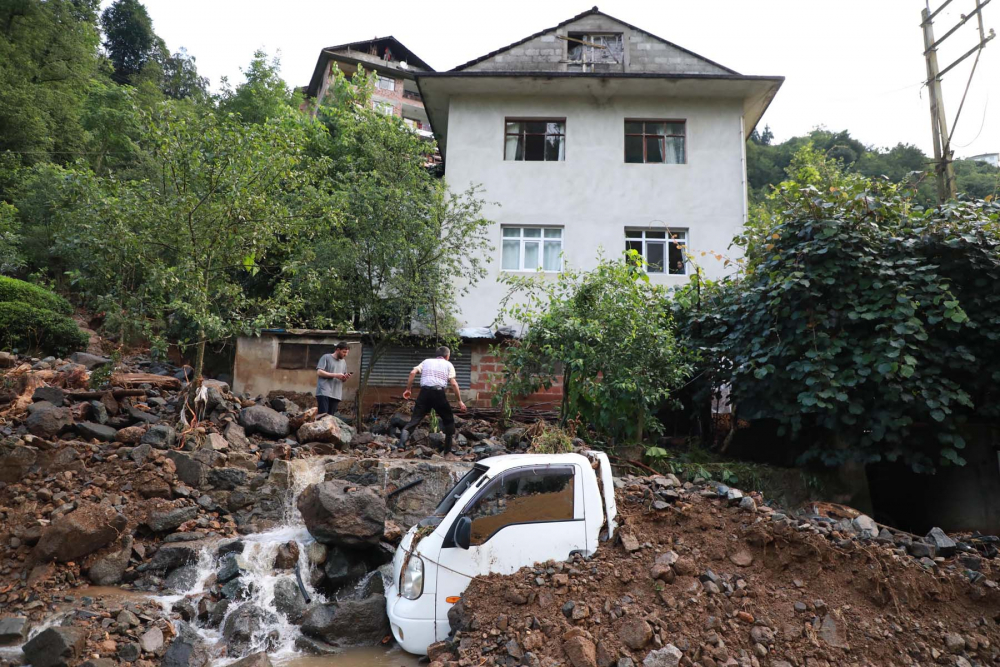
[[386, 451, 618, 655]]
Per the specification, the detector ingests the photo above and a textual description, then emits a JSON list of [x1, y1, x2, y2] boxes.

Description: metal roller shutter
[[360, 344, 473, 387]]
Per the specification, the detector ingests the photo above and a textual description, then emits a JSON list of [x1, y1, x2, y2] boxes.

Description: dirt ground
[[447, 481, 1000, 667]]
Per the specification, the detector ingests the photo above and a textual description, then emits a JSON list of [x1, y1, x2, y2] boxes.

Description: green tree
[[217, 51, 296, 125], [100, 0, 163, 85], [161, 47, 208, 101], [495, 252, 693, 444]]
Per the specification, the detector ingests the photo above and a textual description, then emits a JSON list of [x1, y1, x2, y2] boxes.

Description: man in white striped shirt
[[399, 346, 467, 454]]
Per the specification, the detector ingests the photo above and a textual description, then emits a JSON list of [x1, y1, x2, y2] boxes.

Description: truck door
[[433, 464, 586, 640]]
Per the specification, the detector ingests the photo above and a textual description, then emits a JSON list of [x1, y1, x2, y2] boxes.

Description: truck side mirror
[[454, 516, 472, 550]]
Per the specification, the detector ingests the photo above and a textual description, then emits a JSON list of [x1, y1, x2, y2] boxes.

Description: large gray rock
[[297, 480, 385, 547], [642, 645, 682, 667], [23, 627, 88, 667], [25, 406, 73, 438], [33, 504, 128, 563], [139, 626, 165, 654], [229, 653, 273, 667], [224, 422, 250, 450], [145, 504, 198, 532], [167, 449, 223, 488], [323, 547, 367, 588], [70, 352, 111, 370], [297, 416, 355, 447], [76, 421, 117, 442], [143, 543, 198, 572], [926, 527, 958, 558], [301, 595, 390, 646], [32, 386, 65, 406], [207, 467, 248, 490], [273, 576, 306, 621], [142, 424, 177, 449], [85, 535, 133, 585], [238, 405, 289, 438], [222, 603, 278, 657], [0, 617, 30, 646], [163, 623, 211, 667]]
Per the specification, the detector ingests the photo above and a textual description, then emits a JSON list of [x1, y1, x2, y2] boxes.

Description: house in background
[[417, 7, 783, 335], [968, 152, 999, 168], [305, 36, 434, 137], [299, 8, 782, 407]]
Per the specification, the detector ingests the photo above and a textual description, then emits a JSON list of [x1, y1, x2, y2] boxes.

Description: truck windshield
[[433, 465, 487, 516]]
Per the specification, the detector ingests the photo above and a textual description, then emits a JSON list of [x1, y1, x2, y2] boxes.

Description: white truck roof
[[475, 452, 595, 472]]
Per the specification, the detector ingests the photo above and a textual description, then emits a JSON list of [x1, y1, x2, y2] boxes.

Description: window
[[374, 101, 394, 115], [502, 227, 562, 271], [566, 33, 624, 71], [504, 120, 565, 161], [466, 467, 575, 545], [276, 342, 329, 370], [625, 120, 685, 164], [377, 76, 396, 91], [625, 229, 687, 275]]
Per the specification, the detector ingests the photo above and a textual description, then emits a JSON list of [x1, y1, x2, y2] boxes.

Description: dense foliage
[[748, 126, 1000, 205], [676, 147, 1000, 472], [494, 254, 693, 444], [0, 275, 72, 314], [0, 277, 86, 355]]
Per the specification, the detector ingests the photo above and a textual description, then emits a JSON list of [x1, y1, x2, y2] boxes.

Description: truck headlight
[[400, 555, 424, 600]]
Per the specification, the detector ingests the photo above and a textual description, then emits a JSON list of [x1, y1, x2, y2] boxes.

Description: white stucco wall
[[445, 93, 748, 328]]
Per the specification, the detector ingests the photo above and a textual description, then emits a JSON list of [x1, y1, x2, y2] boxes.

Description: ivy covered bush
[[0, 277, 86, 355], [675, 147, 1000, 472]]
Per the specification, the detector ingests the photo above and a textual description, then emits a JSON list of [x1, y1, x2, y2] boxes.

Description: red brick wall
[[467, 340, 564, 407]]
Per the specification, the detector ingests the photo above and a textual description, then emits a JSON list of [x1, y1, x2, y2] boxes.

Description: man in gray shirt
[[316, 342, 351, 417]]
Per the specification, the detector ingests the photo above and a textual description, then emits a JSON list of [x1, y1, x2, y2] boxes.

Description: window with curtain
[[625, 229, 687, 275], [504, 120, 566, 161], [624, 120, 685, 164], [501, 227, 563, 271]]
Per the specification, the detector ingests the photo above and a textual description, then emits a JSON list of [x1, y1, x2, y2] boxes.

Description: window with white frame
[[502, 227, 563, 271], [625, 229, 687, 275], [377, 76, 396, 91]]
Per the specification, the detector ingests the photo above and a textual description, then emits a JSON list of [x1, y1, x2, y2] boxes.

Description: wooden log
[[111, 372, 181, 390]]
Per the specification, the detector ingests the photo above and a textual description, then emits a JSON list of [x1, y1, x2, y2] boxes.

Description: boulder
[[33, 504, 128, 563], [85, 535, 134, 585], [239, 405, 290, 438], [167, 451, 208, 488], [563, 637, 597, 667], [301, 595, 390, 646], [0, 617, 30, 646], [126, 404, 160, 425], [165, 564, 200, 591], [642, 645, 682, 667], [116, 425, 147, 444], [0, 444, 38, 483], [145, 504, 198, 532], [32, 386, 65, 406], [297, 480, 386, 547], [222, 603, 278, 657], [274, 541, 299, 570], [926, 527, 958, 558], [297, 416, 355, 447], [273, 576, 306, 621], [207, 467, 248, 490], [162, 623, 211, 667], [22, 627, 88, 667], [142, 424, 177, 449], [323, 547, 367, 587], [224, 422, 251, 450], [77, 421, 118, 442], [619, 617, 652, 649], [26, 406, 73, 438], [139, 626, 164, 654], [70, 352, 111, 369], [143, 543, 197, 572]]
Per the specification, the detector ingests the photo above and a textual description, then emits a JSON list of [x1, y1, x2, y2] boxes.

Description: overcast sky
[[129, 0, 998, 158]]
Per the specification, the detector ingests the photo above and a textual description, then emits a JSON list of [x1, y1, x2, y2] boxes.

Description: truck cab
[[386, 451, 617, 655]]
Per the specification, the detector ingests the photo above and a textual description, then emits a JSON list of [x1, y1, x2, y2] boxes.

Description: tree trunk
[[193, 338, 206, 382], [356, 337, 390, 432]]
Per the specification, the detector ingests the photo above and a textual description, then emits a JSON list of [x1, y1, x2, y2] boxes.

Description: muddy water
[[279, 647, 422, 667]]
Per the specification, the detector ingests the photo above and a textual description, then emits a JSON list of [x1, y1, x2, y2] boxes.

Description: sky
[[126, 0, 998, 159]]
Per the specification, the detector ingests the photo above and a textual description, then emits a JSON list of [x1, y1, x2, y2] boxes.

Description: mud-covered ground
[[445, 479, 1000, 667]]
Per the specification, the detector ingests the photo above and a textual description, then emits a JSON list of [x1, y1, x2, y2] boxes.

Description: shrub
[[0, 302, 88, 356], [0, 276, 72, 314]]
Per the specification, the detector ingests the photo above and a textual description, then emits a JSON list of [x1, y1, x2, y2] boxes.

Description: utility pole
[[921, 0, 995, 203]]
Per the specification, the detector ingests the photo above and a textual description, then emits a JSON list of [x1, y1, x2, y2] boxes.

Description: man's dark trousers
[[401, 388, 455, 452], [316, 396, 340, 417]]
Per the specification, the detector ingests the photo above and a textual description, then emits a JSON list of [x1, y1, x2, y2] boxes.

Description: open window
[[504, 119, 565, 161], [464, 466, 576, 546], [566, 32, 623, 72], [276, 342, 329, 370]]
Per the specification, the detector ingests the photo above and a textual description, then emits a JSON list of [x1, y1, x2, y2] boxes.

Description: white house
[[416, 7, 783, 330]]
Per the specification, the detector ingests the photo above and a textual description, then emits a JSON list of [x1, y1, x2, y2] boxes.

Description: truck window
[[433, 465, 487, 516], [466, 467, 575, 546]]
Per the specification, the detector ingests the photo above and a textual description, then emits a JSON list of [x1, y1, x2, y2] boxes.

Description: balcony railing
[[402, 89, 422, 102]]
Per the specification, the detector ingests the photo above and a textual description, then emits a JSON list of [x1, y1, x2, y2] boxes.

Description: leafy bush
[[528, 423, 574, 454], [674, 152, 1000, 472], [0, 301, 88, 356], [0, 276, 72, 314], [494, 253, 693, 444]]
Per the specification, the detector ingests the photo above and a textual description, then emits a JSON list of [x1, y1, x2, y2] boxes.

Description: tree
[[0, 0, 101, 166], [674, 145, 1000, 472], [75, 103, 320, 379], [217, 51, 296, 125], [100, 0, 162, 85], [494, 252, 693, 444], [161, 48, 208, 101]]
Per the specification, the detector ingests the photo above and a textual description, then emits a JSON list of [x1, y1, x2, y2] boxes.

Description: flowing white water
[[152, 456, 332, 662]]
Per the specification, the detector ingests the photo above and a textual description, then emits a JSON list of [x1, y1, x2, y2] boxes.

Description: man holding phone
[[316, 342, 352, 417]]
